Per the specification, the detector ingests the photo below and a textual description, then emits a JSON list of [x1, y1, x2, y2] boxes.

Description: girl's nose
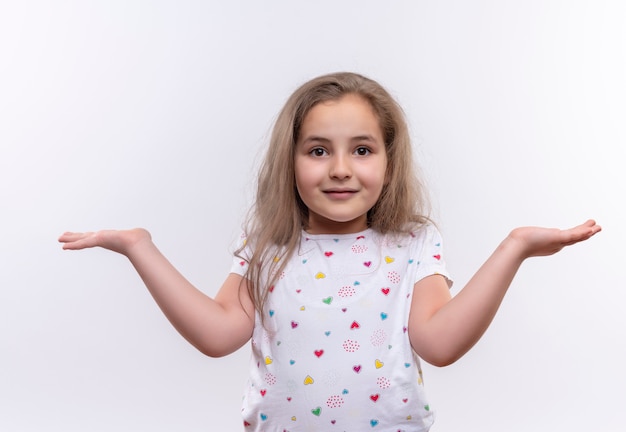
[[329, 154, 352, 179]]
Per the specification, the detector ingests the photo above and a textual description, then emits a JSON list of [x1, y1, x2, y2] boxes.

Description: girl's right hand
[[59, 227, 255, 356], [58, 228, 152, 256]]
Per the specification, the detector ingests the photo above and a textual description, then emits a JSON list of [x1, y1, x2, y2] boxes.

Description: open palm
[[509, 219, 601, 258]]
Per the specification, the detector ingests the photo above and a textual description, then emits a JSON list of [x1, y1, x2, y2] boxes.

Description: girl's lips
[[323, 189, 357, 199]]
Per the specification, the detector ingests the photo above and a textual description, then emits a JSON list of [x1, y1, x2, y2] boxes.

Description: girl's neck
[[303, 226, 372, 238]]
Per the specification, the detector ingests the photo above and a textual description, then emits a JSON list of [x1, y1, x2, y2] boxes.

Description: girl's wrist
[[121, 228, 154, 257], [499, 233, 530, 263]]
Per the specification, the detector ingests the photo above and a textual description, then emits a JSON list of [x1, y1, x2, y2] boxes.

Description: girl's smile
[[323, 188, 358, 199], [294, 94, 387, 234]]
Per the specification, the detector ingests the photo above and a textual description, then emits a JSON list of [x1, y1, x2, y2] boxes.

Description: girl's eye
[[354, 147, 371, 156], [310, 148, 327, 157]]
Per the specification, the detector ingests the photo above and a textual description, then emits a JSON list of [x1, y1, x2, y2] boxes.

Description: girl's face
[[294, 94, 387, 234]]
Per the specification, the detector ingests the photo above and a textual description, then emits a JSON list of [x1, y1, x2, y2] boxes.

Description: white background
[[1, 1, 624, 431]]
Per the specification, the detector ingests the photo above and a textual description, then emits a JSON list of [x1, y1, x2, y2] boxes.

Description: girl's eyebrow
[[301, 135, 331, 144], [301, 134, 379, 144], [351, 134, 378, 142]]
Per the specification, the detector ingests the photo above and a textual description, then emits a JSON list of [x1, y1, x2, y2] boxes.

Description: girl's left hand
[[508, 219, 601, 259]]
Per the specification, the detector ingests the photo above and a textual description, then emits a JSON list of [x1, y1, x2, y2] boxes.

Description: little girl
[[59, 72, 600, 431]]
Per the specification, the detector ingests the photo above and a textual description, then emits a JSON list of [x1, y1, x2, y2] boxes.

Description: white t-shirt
[[230, 224, 452, 432]]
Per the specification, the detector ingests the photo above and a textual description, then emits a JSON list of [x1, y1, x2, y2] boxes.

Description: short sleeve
[[413, 224, 453, 288], [229, 232, 251, 277]]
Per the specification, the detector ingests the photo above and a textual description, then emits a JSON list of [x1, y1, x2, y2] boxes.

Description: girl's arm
[[58, 229, 255, 357], [408, 219, 601, 367]]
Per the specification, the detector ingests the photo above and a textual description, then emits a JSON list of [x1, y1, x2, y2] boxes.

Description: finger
[[61, 238, 97, 250], [58, 231, 96, 241], [562, 221, 600, 245], [579, 219, 594, 226], [58, 232, 96, 249], [579, 220, 602, 238], [581, 219, 601, 231]]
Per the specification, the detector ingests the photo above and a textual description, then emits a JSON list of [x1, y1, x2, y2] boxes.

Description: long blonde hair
[[238, 72, 430, 319]]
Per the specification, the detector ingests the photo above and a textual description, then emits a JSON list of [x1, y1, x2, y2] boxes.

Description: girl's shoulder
[[375, 221, 442, 247]]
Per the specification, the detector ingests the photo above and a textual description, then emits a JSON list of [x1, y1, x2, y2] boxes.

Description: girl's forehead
[[299, 95, 383, 138]]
